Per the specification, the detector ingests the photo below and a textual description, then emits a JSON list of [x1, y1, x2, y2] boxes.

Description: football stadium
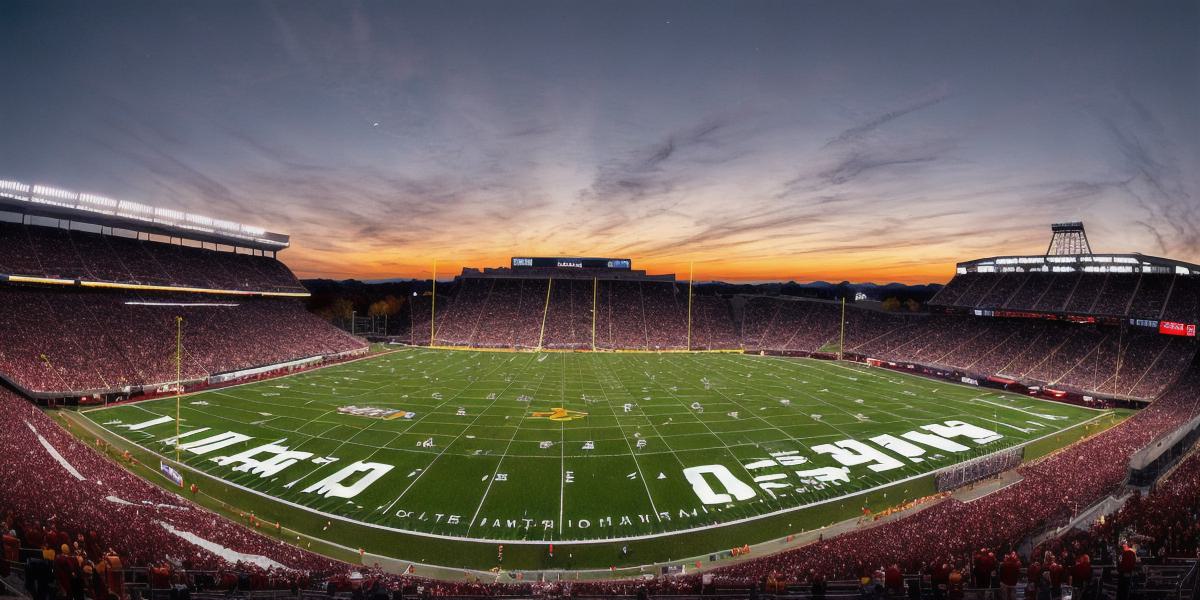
[[2, 180, 1199, 595], [3, 2, 1199, 600]]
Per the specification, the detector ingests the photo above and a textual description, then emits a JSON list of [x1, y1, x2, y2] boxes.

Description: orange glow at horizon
[[281, 247, 960, 285]]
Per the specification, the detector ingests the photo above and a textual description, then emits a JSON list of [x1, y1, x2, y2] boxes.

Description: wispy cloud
[[2, 0, 1195, 283]]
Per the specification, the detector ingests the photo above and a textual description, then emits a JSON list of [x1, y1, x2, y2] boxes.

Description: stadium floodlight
[[118, 199, 155, 214], [155, 207, 186, 221], [32, 184, 79, 200], [0, 180, 31, 193], [1046, 222, 1092, 256], [79, 193, 118, 208], [186, 213, 214, 226], [4, 178, 286, 247]]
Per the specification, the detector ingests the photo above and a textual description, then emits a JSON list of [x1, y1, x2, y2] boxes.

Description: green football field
[[81, 348, 1108, 569]]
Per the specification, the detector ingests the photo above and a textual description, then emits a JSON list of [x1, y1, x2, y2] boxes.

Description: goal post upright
[[686, 261, 694, 352], [840, 296, 849, 360], [429, 259, 437, 347], [537, 278, 553, 351], [592, 277, 597, 352]]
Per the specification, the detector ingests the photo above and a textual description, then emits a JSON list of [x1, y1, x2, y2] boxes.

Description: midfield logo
[[530, 407, 588, 421], [337, 405, 415, 420]]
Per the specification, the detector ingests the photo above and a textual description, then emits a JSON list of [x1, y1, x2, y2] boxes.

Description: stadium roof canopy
[[0, 179, 288, 252], [956, 253, 1200, 276]]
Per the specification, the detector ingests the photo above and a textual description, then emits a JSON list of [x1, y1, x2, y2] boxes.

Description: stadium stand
[[399, 258, 1197, 404], [423, 272, 742, 351], [931, 268, 1198, 324], [848, 316, 1194, 400], [0, 286, 365, 395], [0, 199, 365, 399], [0, 222, 305, 294]]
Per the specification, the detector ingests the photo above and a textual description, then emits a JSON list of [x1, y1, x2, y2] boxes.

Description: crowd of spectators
[[399, 278, 1198, 403], [932, 270, 1197, 322], [420, 277, 743, 351], [541, 279, 594, 349], [0, 222, 304, 293], [0, 386, 340, 579], [1095, 450, 1200, 560], [0, 286, 365, 395], [849, 316, 1194, 400]]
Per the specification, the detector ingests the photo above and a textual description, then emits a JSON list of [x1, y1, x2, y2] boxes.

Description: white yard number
[[680, 420, 1007, 505], [682, 465, 757, 505], [302, 461, 394, 499], [869, 434, 930, 462], [812, 439, 905, 473], [212, 442, 313, 478], [176, 432, 252, 455], [921, 421, 1002, 444]]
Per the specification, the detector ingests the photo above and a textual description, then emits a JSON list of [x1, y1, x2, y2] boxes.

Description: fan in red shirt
[[1047, 555, 1065, 600], [885, 563, 903, 596], [999, 552, 1022, 600], [1072, 553, 1091, 594], [1117, 544, 1137, 600], [1119, 545, 1137, 575], [1027, 559, 1043, 599]]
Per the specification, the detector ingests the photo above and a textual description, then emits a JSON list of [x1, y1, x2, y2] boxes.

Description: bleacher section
[[0, 222, 305, 294], [425, 275, 742, 351], [401, 269, 1197, 403], [931, 265, 1199, 323], [849, 315, 1195, 400], [0, 286, 365, 396], [0, 214, 364, 397]]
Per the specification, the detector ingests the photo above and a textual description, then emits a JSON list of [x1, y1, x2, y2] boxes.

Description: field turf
[[81, 348, 1106, 568]]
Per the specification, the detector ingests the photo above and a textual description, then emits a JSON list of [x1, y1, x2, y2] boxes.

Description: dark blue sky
[[1, 0, 1196, 282]]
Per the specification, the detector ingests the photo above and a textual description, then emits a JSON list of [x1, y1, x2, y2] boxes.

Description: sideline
[[75, 377, 1113, 544], [82, 347, 403, 414], [56, 352, 1121, 579]]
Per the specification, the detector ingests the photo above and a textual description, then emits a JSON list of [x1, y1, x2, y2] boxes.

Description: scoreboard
[[511, 257, 632, 270], [1159, 321, 1198, 337]]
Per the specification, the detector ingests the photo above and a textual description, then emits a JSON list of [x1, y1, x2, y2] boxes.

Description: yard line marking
[[465, 353, 561, 535], [593, 355, 662, 522], [628, 354, 793, 513], [383, 351, 536, 520], [85, 348, 1109, 545]]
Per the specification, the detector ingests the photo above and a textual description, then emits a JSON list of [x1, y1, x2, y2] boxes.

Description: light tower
[[1046, 222, 1093, 256]]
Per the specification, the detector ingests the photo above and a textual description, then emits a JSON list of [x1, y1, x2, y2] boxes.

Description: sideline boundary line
[[79, 382, 1112, 545]]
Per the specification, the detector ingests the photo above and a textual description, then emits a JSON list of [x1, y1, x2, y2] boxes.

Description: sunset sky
[[1, 0, 1197, 284]]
